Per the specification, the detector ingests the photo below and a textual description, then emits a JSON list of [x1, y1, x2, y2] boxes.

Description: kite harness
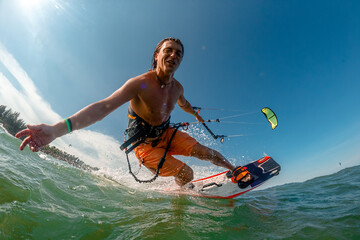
[[120, 107, 188, 183], [120, 107, 170, 154]]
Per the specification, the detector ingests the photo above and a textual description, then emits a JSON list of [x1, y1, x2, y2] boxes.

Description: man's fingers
[[30, 145, 39, 152], [19, 136, 31, 151], [15, 129, 32, 138], [197, 115, 205, 123], [16, 124, 43, 138]]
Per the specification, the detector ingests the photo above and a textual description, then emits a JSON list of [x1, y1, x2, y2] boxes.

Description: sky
[[1, 0, 360, 187]]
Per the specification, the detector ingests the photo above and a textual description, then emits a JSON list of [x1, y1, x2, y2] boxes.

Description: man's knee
[[175, 164, 194, 185]]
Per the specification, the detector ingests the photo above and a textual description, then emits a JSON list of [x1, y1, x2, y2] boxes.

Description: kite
[[261, 107, 278, 129]]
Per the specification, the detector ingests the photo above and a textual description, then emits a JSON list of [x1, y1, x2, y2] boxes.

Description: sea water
[[1, 127, 359, 240]]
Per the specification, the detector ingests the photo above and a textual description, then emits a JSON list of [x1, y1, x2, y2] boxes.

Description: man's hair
[[151, 37, 184, 70]]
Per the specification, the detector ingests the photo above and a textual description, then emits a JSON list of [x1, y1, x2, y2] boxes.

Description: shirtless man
[[16, 38, 250, 186]]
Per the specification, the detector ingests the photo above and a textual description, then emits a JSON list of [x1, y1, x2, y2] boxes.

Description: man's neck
[[155, 69, 173, 84]]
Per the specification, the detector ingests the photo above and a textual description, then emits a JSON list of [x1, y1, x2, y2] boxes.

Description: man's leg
[[191, 143, 252, 184], [135, 143, 192, 186], [190, 143, 235, 170]]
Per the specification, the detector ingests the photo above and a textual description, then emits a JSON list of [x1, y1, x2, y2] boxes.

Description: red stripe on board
[[201, 183, 264, 199], [191, 171, 229, 183]]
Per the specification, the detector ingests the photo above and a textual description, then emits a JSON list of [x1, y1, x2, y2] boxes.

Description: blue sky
[[1, 0, 360, 186]]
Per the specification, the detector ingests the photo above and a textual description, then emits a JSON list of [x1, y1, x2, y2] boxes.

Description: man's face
[[155, 41, 183, 74]]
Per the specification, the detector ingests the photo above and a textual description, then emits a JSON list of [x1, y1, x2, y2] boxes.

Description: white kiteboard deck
[[164, 156, 281, 199]]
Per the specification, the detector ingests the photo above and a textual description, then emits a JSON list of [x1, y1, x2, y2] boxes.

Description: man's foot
[[237, 173, 254, 189], [239, 172, 252, 183], [231, 166, 254, 189]]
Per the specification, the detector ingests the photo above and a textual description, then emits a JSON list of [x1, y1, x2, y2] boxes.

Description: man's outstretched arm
[[16, 78, 140, 151]]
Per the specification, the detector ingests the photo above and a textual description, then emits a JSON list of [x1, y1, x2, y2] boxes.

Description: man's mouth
[[166, 60, 176, 66]]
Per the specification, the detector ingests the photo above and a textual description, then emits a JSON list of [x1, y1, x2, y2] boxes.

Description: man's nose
[[169, 50, 178, 58]]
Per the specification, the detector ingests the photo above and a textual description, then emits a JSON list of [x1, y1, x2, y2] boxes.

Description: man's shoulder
[[130, 71, 154, 82], [173, 78, 183, 90], [137, 71, 154, 79]]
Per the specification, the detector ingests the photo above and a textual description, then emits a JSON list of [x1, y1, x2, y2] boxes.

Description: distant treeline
[[0, 105, 27, 136], [0, 105, 98, 171]]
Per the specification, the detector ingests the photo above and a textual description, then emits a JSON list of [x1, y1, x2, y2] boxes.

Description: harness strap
[[125, 139, 144, 154], [156, 124, 180, 169], [120, 130, 145, 151]]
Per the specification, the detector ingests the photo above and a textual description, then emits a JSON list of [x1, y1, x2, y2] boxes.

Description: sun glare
[[18, 0, 45, 10]]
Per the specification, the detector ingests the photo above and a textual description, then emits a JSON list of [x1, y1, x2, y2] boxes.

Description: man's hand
[[195, 113, 204, 123], [15, 124, 57, 152]]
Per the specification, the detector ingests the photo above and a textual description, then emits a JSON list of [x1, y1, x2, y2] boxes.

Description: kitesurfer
[[15, 38, 252, 186]]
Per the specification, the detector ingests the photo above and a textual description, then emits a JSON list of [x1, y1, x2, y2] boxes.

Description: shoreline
[[0, 122, 98, 171]]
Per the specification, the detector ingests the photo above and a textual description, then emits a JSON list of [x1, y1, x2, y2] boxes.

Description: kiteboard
[[167, 156, 280, 199]]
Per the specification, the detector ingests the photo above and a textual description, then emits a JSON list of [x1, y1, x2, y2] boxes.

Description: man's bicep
[[177, 83, 187, 107], [177, 94, 188, 107]]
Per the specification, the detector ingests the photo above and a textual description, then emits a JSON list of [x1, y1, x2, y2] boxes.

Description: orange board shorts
[[134, 127, 198, 177]]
